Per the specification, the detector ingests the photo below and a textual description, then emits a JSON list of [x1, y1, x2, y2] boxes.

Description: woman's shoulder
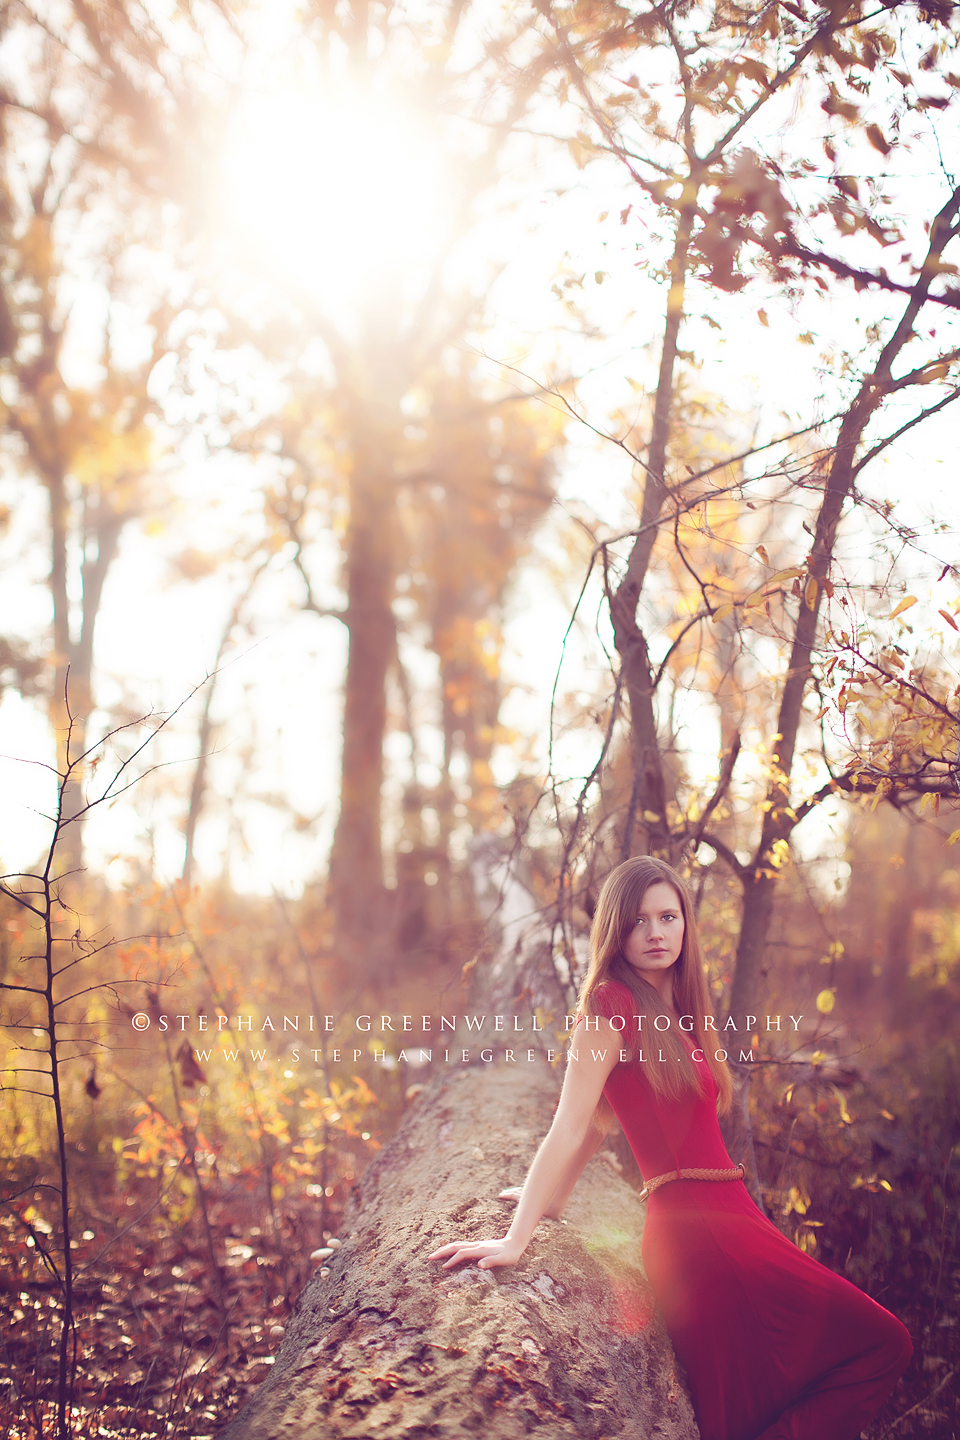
[[589, 977, 633, 1017]]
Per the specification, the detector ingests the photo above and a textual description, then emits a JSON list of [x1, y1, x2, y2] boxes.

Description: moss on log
[[220, 1066, 699, 1440]]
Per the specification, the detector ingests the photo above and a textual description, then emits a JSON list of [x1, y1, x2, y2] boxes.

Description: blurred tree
[[262, 352, 560, 971], [0, 114, 162, 870], [391, 369, 561, 956], [0, 0, 235, 871], [234, 0, 567, 973]]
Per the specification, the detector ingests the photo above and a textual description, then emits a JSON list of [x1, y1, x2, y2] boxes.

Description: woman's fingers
[[428, 1242, 466, 1260], [441, 1248, 487, 1270], [428, 1241, 503, 1258], [429, 1236, 526, 1271], [436, 1248, 480, 1270], [477, 1249, 513, 1269], [428, 1238, 511, 1269]]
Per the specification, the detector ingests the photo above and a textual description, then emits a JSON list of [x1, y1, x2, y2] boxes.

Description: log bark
[[220, 1065, 698, 1440]]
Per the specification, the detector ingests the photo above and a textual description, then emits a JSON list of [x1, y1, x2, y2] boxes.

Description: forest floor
[[1, 1059, 956, 1438], [1, 1165, 341, 1438]]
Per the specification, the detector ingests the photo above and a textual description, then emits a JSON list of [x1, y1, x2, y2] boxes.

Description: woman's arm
[[539, 1123, 606, 1218], [429, 1022, 620, 1270]]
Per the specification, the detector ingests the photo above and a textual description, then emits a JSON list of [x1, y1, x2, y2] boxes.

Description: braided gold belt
[[638, 1162, 745, 1202]]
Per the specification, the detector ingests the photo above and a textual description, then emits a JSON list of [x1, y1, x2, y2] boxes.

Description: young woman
[[430, 856, 912, 1440]]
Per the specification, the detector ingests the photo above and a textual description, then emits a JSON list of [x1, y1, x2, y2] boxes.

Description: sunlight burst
[[222, 85, 449, 313]]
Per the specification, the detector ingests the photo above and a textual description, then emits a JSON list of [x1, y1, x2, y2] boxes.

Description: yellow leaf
[[765, 567, 804, 589], [757, 308, 769, 327], [756, 543, 769, 565], [712, 603, 735, 621], [816, 989, 835, 1014], [805, 576, 818, 610], [888, 595, 917, 619], [947, 828, 960, 846]]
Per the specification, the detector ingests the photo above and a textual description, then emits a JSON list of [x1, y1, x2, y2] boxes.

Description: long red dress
[[591, 981, 912, 1440]]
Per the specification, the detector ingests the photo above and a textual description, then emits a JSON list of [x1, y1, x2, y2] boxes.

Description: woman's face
[[621, 881, 685, 984]]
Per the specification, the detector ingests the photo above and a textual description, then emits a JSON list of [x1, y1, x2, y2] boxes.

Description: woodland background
[[0, 1, 959, 1436]]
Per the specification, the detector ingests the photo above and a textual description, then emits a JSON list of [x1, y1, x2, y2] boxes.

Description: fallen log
[[220, 1065, 698, 1440]]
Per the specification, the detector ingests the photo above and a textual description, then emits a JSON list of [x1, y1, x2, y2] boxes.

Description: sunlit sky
[[0, 3, 957, 894]]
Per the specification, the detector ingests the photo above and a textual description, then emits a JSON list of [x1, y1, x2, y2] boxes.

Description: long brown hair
[[577, 857, 732, 1113]]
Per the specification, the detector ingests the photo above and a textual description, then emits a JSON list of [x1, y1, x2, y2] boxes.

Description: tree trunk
[[220, 1066, 698, 1440], [328, 433, 398, 971], [182, 591, 251, 884], [611, 201, 696, 863], [48, 466, 86, 879], [47, 468, 125, 879]]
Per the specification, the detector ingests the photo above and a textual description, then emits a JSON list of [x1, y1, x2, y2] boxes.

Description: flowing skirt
[[642, 1180, 912, 1440]]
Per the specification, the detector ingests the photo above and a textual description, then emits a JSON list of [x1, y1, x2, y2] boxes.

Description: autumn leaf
[[738, 58, 771, 88], [888, 595, 917, 620], [866, 124, 891, 156], [816, 990, 835, 1015], [766, 566, 804, 586]]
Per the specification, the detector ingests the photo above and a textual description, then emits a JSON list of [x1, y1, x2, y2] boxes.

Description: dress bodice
[[590, 978, 734, 1179]]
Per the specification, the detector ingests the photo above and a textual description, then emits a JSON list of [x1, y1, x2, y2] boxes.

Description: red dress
[[591, 981, 912, 1440]]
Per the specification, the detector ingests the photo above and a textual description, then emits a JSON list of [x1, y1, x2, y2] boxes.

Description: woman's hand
[[430, 1026, 619, 1273], [428, 1234, 527, 1270]]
